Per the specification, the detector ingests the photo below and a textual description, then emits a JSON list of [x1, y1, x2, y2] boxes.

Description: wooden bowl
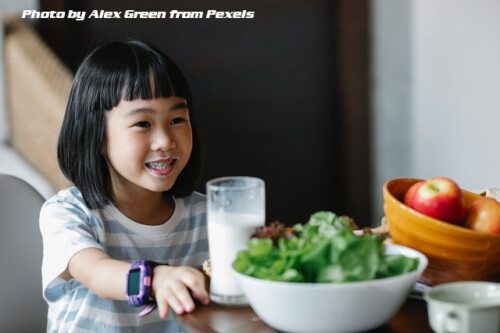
[[383, 178, 500, 285]]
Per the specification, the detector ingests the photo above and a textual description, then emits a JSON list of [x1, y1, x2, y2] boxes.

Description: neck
[[112, 191, 175, 226]]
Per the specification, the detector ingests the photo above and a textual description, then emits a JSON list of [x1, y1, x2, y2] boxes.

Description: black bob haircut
[[58, 39, 201, 209]]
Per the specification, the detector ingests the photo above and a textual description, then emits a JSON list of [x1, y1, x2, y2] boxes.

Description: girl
[[40, 39, 210, 332]]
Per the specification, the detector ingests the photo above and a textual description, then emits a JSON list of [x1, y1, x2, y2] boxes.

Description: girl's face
[[103, 96, 193, 199]]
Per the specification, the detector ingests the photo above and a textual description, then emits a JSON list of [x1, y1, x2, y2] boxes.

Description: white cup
[[424, 281, 500, 333], [206, 176, 265, 306]]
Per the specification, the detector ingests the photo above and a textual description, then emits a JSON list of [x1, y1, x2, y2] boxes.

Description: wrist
[[151, 263, 172, 297]]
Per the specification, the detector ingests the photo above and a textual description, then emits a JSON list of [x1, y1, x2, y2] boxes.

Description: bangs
[[88, 40, 191, 112]]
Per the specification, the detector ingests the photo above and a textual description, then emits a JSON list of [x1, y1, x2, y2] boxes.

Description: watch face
[[127, 268, 141, 295]]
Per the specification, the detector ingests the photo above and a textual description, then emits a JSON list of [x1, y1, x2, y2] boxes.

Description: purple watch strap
[[126, 260, 159, 307], [139, 304, 157, 317]]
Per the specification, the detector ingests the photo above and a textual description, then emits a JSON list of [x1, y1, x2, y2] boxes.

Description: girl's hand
[[152, 265, 210, 318]]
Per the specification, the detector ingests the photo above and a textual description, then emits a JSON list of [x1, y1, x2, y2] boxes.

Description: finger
[[165, 287, 187, 314], [182, 272, 210, 305], [189, 284, 210, 305], [171, 284, 196, 313], [156, 298, 169, 319]]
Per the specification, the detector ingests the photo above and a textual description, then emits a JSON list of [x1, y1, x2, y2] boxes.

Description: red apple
[[465, 197, 500, 234], [403, 180, 424, 207], [404, 177, 467, 225]]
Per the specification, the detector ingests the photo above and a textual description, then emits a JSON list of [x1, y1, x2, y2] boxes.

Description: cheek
[[103, 131, 121, 159], [105, 130, 144, 161], [184, 130, 193, 155]]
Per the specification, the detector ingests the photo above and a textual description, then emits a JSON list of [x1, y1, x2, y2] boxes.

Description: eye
[[170, 117, 187, 125], [135, 121, 151, 128]]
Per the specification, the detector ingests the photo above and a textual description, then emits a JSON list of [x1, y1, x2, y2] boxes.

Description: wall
[[372, 0, 500, 222], [0, 0, 38, 142], [7, 1, 499, 225], [371, 0, 412, 223], [0, 0, 37, 12], [3, 1, 373, 225], [411, 0, 500, 189]]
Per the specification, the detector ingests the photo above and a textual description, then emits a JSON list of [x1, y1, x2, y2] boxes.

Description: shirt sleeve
[[39, 194, 105, 303]]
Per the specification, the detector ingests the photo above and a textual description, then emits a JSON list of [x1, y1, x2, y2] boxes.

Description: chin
[[145, 179, 176, 193]]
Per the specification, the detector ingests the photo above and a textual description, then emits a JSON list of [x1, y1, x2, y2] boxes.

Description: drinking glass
[[206, 176, 265, 306]]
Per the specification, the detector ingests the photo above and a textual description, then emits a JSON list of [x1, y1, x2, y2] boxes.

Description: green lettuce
[[233, 211, 419, 283]]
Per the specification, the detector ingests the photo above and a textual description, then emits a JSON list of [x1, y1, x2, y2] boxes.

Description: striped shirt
[[39, 187, 209, 332]]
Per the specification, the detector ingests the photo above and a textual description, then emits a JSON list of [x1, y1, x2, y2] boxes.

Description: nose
[[150, 128, 176, 151]]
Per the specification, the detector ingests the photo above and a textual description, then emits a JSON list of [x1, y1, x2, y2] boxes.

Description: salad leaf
[[376, 254, 420, 278], [233, 211, 419, 283]]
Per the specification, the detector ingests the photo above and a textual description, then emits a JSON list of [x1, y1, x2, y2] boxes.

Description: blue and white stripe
[[40, 187, 208, 332]]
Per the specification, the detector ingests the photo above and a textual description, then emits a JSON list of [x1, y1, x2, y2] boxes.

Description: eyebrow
[[172, 102, 189, 110], [124, 102, 189, 118]]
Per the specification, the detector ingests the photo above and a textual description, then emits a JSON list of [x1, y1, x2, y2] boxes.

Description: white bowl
[[233, 243, 428, 333]]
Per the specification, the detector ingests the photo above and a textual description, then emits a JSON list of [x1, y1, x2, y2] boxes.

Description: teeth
[[147, 160, 174, 170]]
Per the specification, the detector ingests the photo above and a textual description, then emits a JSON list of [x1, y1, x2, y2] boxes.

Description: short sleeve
[[39, 191, 105, 302]]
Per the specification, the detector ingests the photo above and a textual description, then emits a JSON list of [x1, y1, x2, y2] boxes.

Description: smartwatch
[[126, 260, 159, 306]]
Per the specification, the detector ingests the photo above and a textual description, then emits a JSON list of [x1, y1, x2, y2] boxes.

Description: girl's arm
[[68, 248, 128, 301], [68, 248, 209, 317]]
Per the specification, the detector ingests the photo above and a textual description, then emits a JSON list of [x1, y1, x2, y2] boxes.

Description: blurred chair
[[0, 174, 47, 331]]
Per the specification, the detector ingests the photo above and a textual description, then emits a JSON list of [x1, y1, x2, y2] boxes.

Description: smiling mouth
[[145, 158, 178, 175]]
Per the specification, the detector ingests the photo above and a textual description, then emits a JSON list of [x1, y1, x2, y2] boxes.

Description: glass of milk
[[206, 176, 265, 306]]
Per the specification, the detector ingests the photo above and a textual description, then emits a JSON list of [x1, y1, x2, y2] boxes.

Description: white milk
[[208, 211, 264, 296]]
